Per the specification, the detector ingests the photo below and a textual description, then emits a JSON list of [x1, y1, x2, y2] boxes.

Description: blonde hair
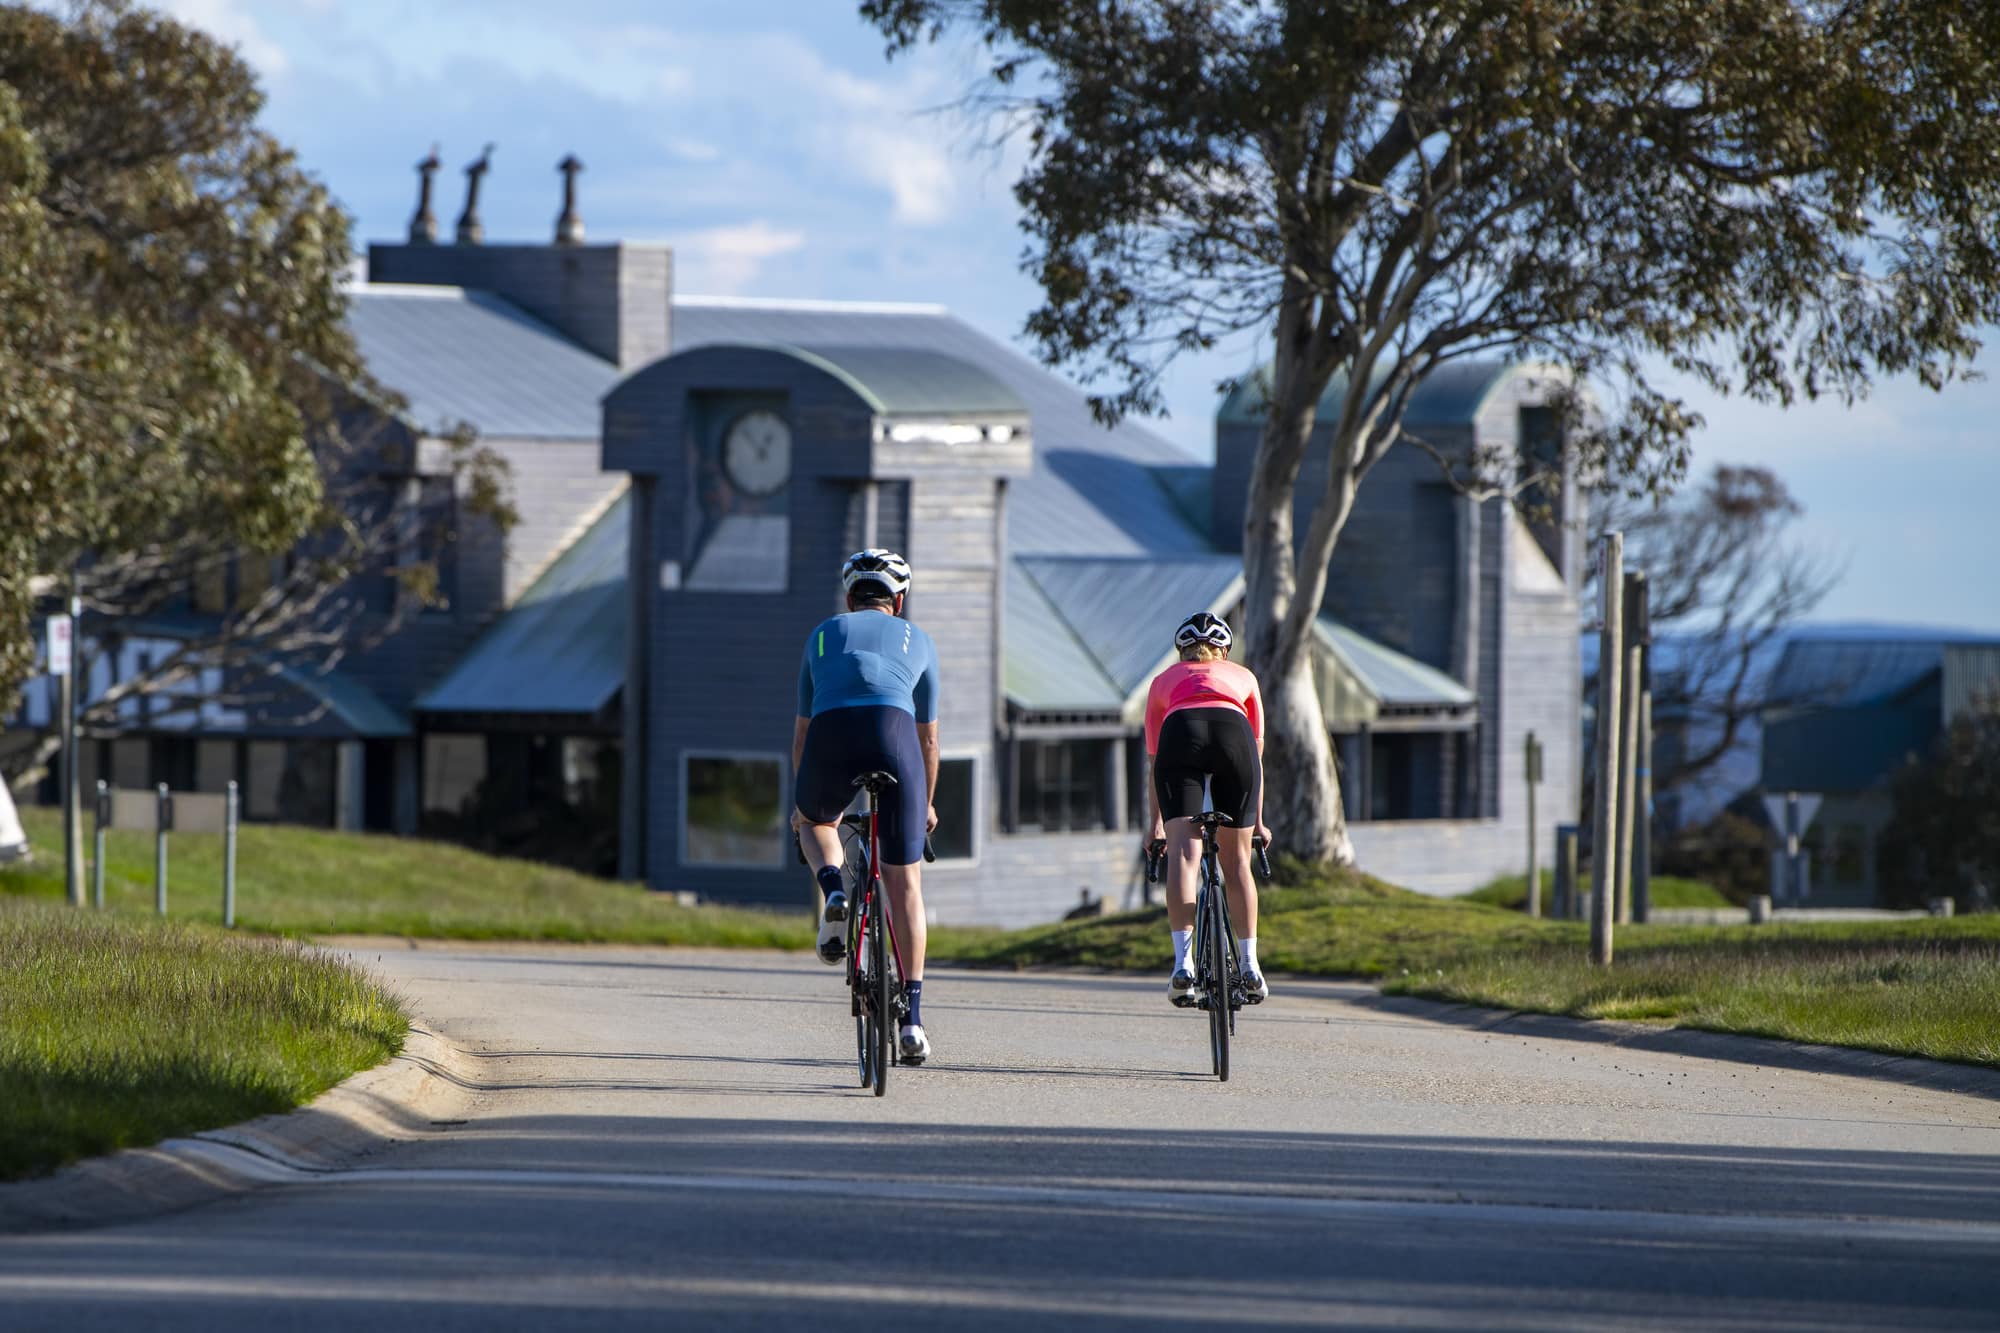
[[1179, 643, 1228, 663]]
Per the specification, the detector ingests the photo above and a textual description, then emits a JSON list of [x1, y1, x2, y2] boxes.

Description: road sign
[[1762, 792, 1823, 840], [46, 614, 71, 676]]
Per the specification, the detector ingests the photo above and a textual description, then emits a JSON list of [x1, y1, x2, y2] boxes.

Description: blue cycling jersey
[[797, 611, 940, 723]]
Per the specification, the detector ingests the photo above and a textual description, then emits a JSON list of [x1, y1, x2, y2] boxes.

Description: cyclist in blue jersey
[[793, 549, 941, 1064]]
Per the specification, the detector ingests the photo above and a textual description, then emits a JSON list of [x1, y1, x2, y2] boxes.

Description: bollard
[[92, 779, 108, 910], [1554, 824, 1580, 921], [1749, 894, 1772, 925], [1928, 897, 1956, 919], [223, 780, 239, 928], [154, 782, 171, 917]]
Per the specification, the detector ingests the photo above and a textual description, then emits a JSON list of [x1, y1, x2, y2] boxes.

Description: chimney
[[455, 144, 494, 245], [555, 155, 585, 245], [408, 146, 440, 244]]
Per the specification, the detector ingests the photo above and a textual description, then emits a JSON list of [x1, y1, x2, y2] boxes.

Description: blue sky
[[154, 0, 1999, 633]]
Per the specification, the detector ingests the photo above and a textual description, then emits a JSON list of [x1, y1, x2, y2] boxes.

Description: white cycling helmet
[[841, 548, 913, 597], [1174, 611, 1233, 651]]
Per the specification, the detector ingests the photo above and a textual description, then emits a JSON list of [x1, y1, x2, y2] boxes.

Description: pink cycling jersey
[[1144, 659, 1264, 756]]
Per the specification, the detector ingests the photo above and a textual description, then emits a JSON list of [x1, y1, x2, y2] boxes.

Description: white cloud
[[676, 220, 807, 295], [152, 0, 290, 78]]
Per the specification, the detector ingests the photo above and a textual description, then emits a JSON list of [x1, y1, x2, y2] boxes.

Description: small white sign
[[46, 615, 72, 677], [659, 560, 681, 591], [1762, 791, 1824, 839]]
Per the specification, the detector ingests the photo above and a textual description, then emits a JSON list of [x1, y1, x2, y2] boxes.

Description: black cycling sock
[[815, 865, 844, 903], [903, 979, 923, 1028]]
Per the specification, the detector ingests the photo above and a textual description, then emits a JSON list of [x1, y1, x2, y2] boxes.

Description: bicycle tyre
[[851, 908, 870, 1088], [1205, 861, 1230, 1082], [870, 883, 891, 1097]]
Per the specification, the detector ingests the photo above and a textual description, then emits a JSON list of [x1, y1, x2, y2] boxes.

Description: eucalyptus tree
[[0, 1, 506, 776], [861, 0, 2000, 860]]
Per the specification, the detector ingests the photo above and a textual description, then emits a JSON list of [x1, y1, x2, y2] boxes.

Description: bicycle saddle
[[852, 770, 899, 792]]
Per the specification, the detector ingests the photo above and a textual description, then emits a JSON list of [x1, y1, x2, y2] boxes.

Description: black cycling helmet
[[1175, 611, 1233, 651]]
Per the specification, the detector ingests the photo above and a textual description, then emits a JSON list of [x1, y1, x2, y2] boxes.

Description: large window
[[423, 733, 487, 816], [930, 757, 977, 861], [244, 740, 336, 825], [1019, 738, 1114, 833], [683, 753, 785, 867]]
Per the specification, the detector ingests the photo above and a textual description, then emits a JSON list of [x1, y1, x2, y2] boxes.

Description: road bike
[[799, 771, 932, 1097], [1148, 815, 1270, 1082]]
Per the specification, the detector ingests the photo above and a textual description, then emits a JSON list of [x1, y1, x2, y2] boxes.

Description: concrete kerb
[[0, 1024, 478, 1235], [1350, 989, 2000, 1102]]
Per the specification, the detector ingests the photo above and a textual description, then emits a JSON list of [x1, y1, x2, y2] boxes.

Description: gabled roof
[[1313, 617, 1477, 710], [1766, 637, 1960, 712], [1003, 563, 1125, 712], [416, 490, 629, 716], [673, 298, 1212, 558], [346, 285, 623, 439], [1015, 555, 1244, 705]]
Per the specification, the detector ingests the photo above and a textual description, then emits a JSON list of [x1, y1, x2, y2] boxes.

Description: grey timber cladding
[[346, 287, 623, 438]]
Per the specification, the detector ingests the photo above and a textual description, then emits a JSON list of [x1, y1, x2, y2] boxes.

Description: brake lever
[[1145, 838, 1167, 883]]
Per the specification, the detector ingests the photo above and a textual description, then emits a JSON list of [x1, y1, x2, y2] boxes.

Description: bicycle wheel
[[869, 881, 891, 1097], [1216, 870, 1239, 1038], [851, 904, 871, 1088], [1205, 860, 1230, 1082]]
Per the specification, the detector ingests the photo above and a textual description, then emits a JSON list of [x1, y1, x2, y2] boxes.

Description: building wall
[[923, 828, 1148, 928]]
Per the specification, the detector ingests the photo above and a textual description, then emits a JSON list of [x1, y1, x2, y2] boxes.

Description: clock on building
[[722, 409, 792, 497]]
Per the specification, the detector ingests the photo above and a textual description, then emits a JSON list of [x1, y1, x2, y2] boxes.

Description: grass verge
[[0, 899, 407, 1181], [3, 806, 810, 947], [935, 859, 2000, 1069], [1462, 870, 1731, 911]]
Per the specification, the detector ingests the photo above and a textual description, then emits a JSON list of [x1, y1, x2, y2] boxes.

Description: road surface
[[4, 944, 1998, 1329]]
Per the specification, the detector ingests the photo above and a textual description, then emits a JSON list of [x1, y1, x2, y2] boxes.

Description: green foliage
[[0, 898, 406, 1180], [1658, 810, 1774, 905], [2, 805, 811, 947], [1463, 870, 1729, 912], [0, 1, 365, 700], [1876, 709, 2000, 912]]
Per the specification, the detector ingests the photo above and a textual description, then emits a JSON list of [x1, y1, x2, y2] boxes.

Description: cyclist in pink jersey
[[1144, 611, 1272, 1006]]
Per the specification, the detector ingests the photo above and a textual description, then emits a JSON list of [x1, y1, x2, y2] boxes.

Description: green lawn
[[3, 806, 811, 947], [1462, 869, 1731, 911], [943, 857, 2000, 1069], [0, 898, 406, 1181]]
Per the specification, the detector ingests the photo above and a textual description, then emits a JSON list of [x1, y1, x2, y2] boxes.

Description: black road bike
[[1148, 815, 1270, 1082], [800, 771, 933, 1097]]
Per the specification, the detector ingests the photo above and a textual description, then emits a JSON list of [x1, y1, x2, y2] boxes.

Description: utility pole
[[1524, 731, 1543, 917], [1590, 533, 1623, 967]]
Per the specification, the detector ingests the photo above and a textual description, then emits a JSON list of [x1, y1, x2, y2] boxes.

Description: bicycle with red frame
[[801, 770, 933, 1097]]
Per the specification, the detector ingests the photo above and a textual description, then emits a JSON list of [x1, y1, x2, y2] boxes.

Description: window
[[244, 740, 336, 825], [930, 757, 976, 861], [1019, 738, 1113, 833], [196, 739, 237, 793], [683, 753, 785, 866], [422, 734, 487, 816]]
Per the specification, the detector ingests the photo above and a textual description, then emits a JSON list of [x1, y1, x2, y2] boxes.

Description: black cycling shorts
[[795, 705, 928, 865], [1152, 706, 1262, 827]]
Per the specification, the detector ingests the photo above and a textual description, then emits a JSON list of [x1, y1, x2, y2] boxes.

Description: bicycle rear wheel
[[851, 905, 871, 1088], [1204, 863, 1230, 1082], [869, 883, 891, 1096]]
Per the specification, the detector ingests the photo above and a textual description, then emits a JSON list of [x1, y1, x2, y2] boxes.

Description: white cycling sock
[[1239, 936, 1260, 975], [1171, 928, 1193, 974]]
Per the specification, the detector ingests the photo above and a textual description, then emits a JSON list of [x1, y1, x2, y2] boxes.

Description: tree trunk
[[1260, 650, 1355, 864]]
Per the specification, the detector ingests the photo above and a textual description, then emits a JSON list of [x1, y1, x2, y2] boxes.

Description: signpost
[[1762, 791, 1823, 906], [1590, 533, 1622, 966], [48, 612, 81, 907]]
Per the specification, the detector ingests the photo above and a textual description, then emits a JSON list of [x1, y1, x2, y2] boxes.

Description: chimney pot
[[456, 143, 495, 245], [555, 154, 585, 245], [408, 146, 440, 244]]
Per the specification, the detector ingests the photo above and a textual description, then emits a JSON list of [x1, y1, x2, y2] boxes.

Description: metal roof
[[346, 285, 623, 439], [1765, 638, 1953, 710], [783, 344, 1027, 417], [416, 490, 629, 715], [1217, 360, 1554, 429], [673, 299, 1212, 557], [1016, 555, 1244, 700], [1313, 617, 1477, 709], [1002, 563, 1125, 711], [1943, 644, 2000, 721], [275, 665, 412, 738], [1762, 680, 1941, 793]]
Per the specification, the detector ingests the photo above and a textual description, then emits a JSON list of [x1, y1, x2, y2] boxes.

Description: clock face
[[722, 409, 792, 497]]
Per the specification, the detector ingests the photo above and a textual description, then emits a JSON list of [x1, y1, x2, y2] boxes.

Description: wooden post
[[1555, 824, 1579, 920], [1524, 731, 1542, 918], [1590, 534, 1622, 966], [1635, 692, 1653, 924]]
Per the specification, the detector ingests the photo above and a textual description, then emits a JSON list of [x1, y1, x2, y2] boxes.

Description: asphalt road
[[4, 943, 2000, 1330]]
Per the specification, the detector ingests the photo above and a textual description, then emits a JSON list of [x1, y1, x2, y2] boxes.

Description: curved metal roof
[[689, 341, 1028, 418], [1216, 360, 1554, 429]]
